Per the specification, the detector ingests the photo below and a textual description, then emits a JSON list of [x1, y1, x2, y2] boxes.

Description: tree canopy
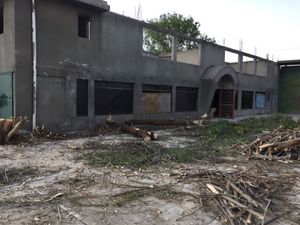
[[144, 13, 215, 55]]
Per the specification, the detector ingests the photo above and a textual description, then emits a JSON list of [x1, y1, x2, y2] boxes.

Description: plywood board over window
[[255, 92, 266, 109], [142, 85, 172, 113]]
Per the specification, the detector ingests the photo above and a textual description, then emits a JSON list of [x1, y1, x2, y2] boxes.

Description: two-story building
[[0, 0, 279, 131]]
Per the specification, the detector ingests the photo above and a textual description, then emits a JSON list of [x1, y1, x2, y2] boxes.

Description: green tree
[[144, 13, 215, 55]]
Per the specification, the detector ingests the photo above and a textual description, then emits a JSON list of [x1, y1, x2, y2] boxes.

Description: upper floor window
[[78, 15, 90, 39], [0, 6, 3, 34]]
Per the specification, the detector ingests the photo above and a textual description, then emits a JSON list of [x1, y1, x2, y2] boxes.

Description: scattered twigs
[[175, 167, 294, 225], [58, 205, 88, 225], [32, 125, 66, 140]]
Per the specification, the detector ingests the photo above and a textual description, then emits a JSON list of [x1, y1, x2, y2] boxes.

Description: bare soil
[[0, 126, 299, 225]]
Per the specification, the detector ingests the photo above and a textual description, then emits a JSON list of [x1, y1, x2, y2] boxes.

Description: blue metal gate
[[0, 72, 13, 118]]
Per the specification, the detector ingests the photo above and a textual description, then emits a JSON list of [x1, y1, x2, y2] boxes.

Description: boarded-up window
[[241, 91, 253, 109], [143, 84, 172, 113], [0, 6, 3, 34], [255, 92, 266, 109], [77, 79, 88, 117], [176, 87, 198, 112], [95, 81, 133, 115], [78, 15, 90, 39]]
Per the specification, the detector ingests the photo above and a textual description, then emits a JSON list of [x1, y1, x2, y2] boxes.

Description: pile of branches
[[246, 127, 300, 161], [32, 125, 66, 140], [176, 167, 293, 225], [0, 116, 28, 144]]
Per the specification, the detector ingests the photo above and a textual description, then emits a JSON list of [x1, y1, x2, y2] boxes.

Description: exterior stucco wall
[[0, 0, 15, 74], [3, 0, 279, 131]]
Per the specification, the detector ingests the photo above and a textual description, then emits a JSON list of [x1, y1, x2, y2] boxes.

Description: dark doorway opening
[[210, 75, 235, 118]]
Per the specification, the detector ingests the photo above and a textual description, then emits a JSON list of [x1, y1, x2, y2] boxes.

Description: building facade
[[0, 0, 279, 131]]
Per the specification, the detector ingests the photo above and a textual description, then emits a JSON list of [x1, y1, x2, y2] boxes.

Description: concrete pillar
[[238, 53, 243, 74], [197, 87, 202, 116], [171, 36, 177, 62], [133, 82, 143, 118], [198, 43, 202, 65], [88, 79, 95, 129], [171, 86, 176, 113], [237, 90, 242, 115], [66, 76, 76, 118], [252, 91, 256, 110]]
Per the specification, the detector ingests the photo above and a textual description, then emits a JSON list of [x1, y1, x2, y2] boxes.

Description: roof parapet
[[74, 0, 110, 11]]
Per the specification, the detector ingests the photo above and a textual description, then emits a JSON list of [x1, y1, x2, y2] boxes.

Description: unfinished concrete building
[[0, 0, 279, 131]]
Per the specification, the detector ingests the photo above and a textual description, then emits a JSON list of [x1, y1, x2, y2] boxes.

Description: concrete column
[[66, 76, 76, 118], [88, 79, 95, 129], [171, 36, 177, 62], [197, 87, 202, 116], [237, 90, 242, 114], [238, 53, 243, 75], [252, 91, 256, 110], [198, 43, 202, 65], [133, 82, 143, 118], [171, 86, 176, 113]]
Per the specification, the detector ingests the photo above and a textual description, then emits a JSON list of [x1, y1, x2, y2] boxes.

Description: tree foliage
[[144, 13, 215, 55]]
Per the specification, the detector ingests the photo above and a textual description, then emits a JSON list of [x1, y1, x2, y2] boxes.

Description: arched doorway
[[210, 74, 235, 118]]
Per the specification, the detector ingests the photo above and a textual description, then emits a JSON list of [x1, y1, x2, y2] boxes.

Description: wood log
[[121, 124, 153, 142], [259, 138, 300, 151], [0, 117, 28, 144], [129, 119, 187, 126]]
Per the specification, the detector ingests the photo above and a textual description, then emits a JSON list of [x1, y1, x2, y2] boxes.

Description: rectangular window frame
[[76, 79, 89, 117], [175, 86, 198, 112], [78, 15, 90, 39], [142, 84, 172, 114], [241, 91, 254, 110], [95, 81, 134, 116], [0, 5, 4, 35], [255, 92, 266, 109]]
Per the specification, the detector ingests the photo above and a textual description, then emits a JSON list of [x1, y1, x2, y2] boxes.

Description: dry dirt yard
[[1, 117, 300, 225]]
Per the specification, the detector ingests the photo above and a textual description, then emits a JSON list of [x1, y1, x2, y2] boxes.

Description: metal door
[[219, 89, 234, 118], [0, 72, 13, 118]]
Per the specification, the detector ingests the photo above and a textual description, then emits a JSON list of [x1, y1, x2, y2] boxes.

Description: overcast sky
[[107, 0, 300, 61]]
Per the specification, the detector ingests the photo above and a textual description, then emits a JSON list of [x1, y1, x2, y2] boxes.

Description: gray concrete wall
[[7, 0, 279, 130], [14, 0, 33, 122], [0, 0, 15, 73]]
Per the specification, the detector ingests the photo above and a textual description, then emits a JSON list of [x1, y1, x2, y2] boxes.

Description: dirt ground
[[0, 125, 300, 225]]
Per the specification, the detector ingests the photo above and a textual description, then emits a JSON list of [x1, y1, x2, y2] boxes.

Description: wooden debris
[[246, 127, 300, 161], [174, 167, 294, 225], [97, 116, 158, 142], [0, 116, 28, 144], [32, 125, 66, 140], [121, 124, 157, 142]]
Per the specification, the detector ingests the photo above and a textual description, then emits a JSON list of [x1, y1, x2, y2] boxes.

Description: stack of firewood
[[246, 127, 300, 160], [0, 117, 28, 144]]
